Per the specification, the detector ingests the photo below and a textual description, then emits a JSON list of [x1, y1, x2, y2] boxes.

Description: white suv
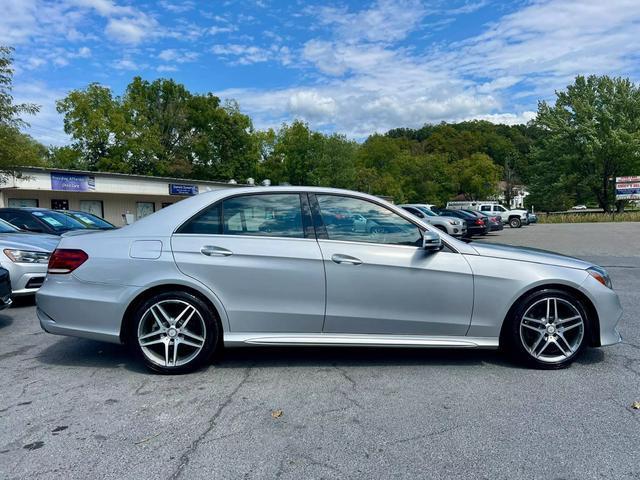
[[399, 204, 467, 237], [446, 201, 529, 228]]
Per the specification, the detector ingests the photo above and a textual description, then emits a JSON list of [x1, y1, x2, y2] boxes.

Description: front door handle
[[201, 245, 233, 257], [331, 254, 362, 265]]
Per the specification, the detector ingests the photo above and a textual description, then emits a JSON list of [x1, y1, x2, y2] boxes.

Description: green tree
[[454, 153, 503, 200], [532, 75, 640, 211], [56, 77, 258, 181], [0, 46, 45, 176]]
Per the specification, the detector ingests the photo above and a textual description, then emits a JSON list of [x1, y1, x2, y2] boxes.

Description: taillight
[[48, 249, 88, 274], [475, 219, 484, 225]]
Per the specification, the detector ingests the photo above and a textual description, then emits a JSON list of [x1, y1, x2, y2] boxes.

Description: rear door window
[[222, 194, 305, 238]]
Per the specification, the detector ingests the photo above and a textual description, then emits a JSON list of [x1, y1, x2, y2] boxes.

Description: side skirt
[[224, 333, 499, 349]]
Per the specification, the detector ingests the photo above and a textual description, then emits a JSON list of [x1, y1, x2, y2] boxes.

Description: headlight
[[587, 266, 612, 289], [3, 249, 50, 264], [448, 220, 460, 225]]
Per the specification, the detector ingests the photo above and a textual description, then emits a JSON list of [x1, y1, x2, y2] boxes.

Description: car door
[[171, 193, 326, 333], [312, 194, 474, 336]]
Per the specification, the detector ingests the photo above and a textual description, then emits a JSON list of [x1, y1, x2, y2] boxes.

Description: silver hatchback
[[37, 187, 622, 373]]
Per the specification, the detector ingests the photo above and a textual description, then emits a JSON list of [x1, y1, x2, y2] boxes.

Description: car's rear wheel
[[509, 217, 522, 228], [129, 291, 220, 374], [503, 289, 588, 369]]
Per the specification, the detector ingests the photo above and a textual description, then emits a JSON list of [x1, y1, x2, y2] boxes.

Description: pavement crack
[[386, 425, 461, 446], [168, 367, 252, 480]]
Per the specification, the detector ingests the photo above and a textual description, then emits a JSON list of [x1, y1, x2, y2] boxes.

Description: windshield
[[0, 218, 21, 233], [66, 212, 115, 229], [31, 210, 87, 231], [415, 206, 437, 217]]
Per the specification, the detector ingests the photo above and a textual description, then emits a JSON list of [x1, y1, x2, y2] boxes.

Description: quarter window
[[177, 204, 222, 234], [223, 194, 304, 238], [316, 195, 422, 246]]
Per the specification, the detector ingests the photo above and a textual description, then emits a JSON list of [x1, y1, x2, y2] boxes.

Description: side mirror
[[422, 230, 442, 252]]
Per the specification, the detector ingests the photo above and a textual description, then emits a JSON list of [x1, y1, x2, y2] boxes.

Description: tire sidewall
[[127, 291, 220, 374], [504, 289, 589, 369]]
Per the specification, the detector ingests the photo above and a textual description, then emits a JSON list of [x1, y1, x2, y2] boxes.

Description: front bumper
[[0, 260, 48, 296], [580, 274, 623, 347]]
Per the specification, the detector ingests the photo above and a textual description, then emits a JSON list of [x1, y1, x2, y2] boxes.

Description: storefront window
[[80, 200, 104, 217], [8, 198, 38, 208], [137, 202, 155, 219]]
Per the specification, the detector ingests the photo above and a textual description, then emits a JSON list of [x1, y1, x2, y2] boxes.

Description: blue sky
[[4, 0, 640, 145]]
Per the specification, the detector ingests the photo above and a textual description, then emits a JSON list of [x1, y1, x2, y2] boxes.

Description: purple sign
[[51, 172, 95, 192]]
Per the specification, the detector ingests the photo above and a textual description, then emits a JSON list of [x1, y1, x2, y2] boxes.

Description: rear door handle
[[331, 254, 362, 265], [201, 245, 233, 257]]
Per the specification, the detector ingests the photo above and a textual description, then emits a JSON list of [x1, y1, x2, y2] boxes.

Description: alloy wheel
[[137, 299, 207, 368], [519, 297, 584, 363]]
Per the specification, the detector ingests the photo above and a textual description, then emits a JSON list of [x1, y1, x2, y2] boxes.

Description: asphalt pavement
[[1, 222, 639, 479]]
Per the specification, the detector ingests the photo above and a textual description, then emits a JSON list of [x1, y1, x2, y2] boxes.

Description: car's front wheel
[[503, 289, 588, 369], [509, 217, 522, 228], [128, 291, 221, 374]]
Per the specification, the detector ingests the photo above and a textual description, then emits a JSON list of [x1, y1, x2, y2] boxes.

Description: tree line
[[2, 46, 640, 212]]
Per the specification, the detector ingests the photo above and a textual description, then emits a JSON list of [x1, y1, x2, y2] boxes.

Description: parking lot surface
[[1, 222, 639, 479]]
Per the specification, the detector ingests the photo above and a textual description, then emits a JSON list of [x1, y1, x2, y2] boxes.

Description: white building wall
[[0, 168, 246, 226]]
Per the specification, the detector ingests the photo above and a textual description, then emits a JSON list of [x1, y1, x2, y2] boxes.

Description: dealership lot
[[1, 223, 639, 479]]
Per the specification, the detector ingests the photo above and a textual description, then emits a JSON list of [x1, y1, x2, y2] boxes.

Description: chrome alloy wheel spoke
[[137, 300, 207, 368], [520, 297, 584, 363]]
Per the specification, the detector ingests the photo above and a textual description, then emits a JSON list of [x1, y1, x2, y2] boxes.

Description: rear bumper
[[36, 274, 137, 344]]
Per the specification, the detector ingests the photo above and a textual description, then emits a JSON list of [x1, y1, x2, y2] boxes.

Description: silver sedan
[[0, 220, 59, 295], [36, 187, 622, 373]]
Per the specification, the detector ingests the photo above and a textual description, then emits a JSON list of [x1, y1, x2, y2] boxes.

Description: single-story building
[[0, 167, 247, 226]]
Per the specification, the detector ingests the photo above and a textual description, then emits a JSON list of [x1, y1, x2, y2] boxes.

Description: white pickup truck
[[446, 201, 529, 228]]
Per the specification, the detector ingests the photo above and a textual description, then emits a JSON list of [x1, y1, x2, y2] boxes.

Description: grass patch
[[537, 211, 640, 223]]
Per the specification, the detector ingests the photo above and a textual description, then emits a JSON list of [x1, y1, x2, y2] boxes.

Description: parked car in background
[[58, 210, 116, 230], [572, 205, 587, 210], [0, 219, 59, 295], [0, 267, 12, 309], [434, 208, 489, 236], [0, 208, 88, 236], [447, 201, 529, 228], [528, 212, 538, 224], [399, 204, 467, 237], [463, 210, 503, 232], [37, 186, 622, 373]]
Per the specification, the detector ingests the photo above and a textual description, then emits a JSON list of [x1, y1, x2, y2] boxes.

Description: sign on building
[[51, 172, 96, 192], [616, 176, 640, 200], [169, 183, 199, 196]]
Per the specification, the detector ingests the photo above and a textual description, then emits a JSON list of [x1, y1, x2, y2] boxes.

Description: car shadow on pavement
[[36, 337, 149, 374], [215, 345, 516, 370], [0, 314, 13, 329], [36, 338, 606, 373]]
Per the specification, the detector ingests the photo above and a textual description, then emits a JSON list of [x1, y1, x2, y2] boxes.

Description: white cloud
[[314, 0, 427, 43], [157, 65, 178, 72], [221, 0, 640, 137], [211, 44, 291, 66], [112, 58, 140, 70], [158, 49, 198, 63], [105, 15, 157, 44]]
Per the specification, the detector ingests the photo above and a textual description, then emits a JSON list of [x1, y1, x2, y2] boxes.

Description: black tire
[[509, 217, 522, 228], [435, 225, 447, 233], [127, 290, 221, 374], [502, 289, 589, 369]]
